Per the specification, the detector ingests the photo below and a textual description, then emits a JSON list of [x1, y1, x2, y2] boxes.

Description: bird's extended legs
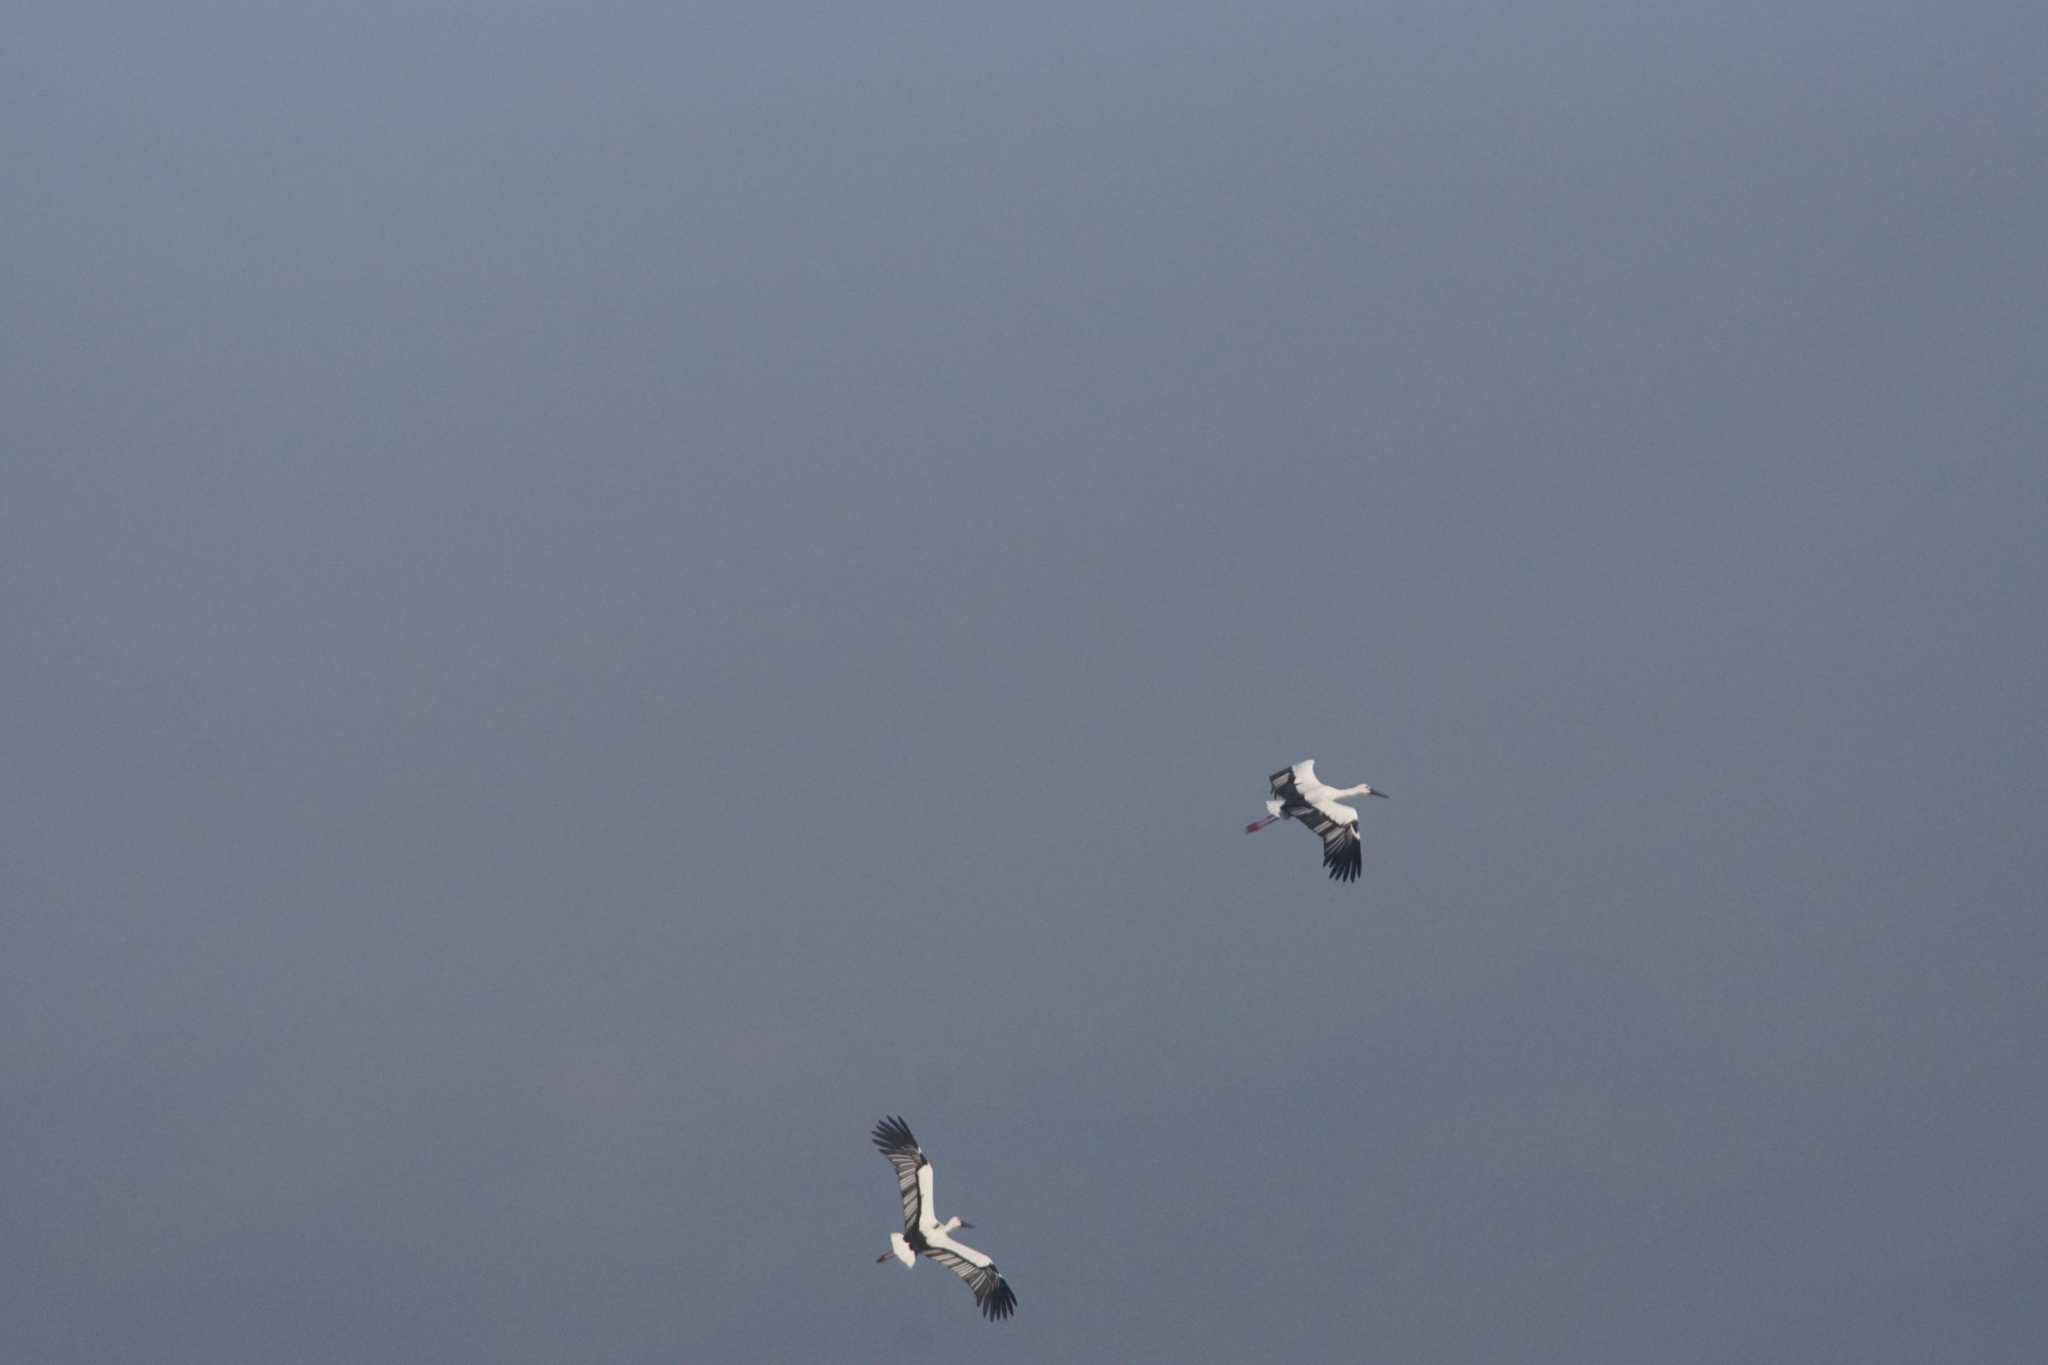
[[1245, 814, 1281, 833]]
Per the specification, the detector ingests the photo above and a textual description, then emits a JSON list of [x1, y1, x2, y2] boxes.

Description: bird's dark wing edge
[[872, 1116, 927, 1231], [872, 1115, 921, 1158], [923, 1246, 1018, 1321], [1322, 826, 1362, 882]]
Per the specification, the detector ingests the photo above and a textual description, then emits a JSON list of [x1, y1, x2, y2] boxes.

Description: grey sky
[[6, 3, 2045, 1361]]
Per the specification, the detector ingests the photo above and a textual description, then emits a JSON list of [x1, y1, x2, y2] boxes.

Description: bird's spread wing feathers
[[1294, 793, 1364, 882], [1268, 760, 1365, 882], [873, 1117, 1018, 1321], [1319, 822, 1363, 882], [1268, 760, 1317, 803], [922, 1229, 1018, 1321], [872, 1116, 929, 1234]]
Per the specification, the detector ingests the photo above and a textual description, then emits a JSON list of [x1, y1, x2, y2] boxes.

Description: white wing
[[915, 1163, 938, 1234], [1295, 789, 1362, 882], [922, 1225, 1018, 1321], [872, 1116, 931, 1234], [1268, 759, 1320, 803], [1266, 760, 1364, 881], [1303, 789, 1358, 830], [1312, 813, 1363, 882]]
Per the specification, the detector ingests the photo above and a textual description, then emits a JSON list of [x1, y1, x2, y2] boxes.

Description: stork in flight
[[1246, 759, 1388, 882], [872, 1116, 1018, 1321]]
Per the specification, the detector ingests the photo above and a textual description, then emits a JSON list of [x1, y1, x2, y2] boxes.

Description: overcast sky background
[[6, 3, 2045, 1362]]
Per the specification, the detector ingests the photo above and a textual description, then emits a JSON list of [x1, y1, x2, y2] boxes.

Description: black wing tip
[[980, 1277, 1018, 1321], [1323, 834, 1363, 883], [872, 1115, 918, 1152]]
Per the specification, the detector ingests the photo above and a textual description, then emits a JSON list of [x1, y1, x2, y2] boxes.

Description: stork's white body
[[1248, 758, 1387, 883], [872, 1117, 1018, 1321]]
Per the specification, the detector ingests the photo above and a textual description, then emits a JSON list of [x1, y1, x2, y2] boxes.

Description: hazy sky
[[6, 3, 2045, 1361]]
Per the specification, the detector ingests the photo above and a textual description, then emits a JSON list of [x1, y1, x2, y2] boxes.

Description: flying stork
[[871, 1115, 1018, 1322], [1246, 758, 1388, 882]]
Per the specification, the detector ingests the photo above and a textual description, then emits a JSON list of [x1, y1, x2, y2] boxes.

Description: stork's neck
[[1334, 784, 1374, 798]]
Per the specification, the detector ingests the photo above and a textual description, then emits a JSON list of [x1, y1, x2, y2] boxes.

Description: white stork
[[1246, 758, 1388, 882], [871, 1115, 1018, 1322]]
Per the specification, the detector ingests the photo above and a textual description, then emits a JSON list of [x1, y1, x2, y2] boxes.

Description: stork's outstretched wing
[[1268, 760, 1365, 881], [1318, 821, 1363, 882], [922, 1226, 1018, 1321], [872, 1116, 934, 1234], [1268, 760, 1319, 805]]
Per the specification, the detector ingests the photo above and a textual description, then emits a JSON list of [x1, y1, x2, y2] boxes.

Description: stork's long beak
[[958, 1222, 974, 1230], [1370, 789, 1389, 798]]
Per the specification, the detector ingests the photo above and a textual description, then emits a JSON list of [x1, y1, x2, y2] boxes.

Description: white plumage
[[1246, 758, 1388, 883], [872, 1116, 1017, 1321]]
